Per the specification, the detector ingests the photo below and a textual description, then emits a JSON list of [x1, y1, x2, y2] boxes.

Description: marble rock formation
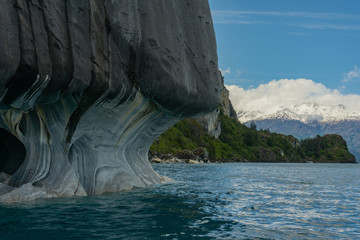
[[0, 0, 221, 202]]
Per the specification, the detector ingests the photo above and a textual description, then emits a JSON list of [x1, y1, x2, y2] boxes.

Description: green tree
[[250, 121, 257, 130]]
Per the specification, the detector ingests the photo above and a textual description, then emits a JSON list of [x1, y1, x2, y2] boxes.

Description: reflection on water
[[0, 163, 359, 239]]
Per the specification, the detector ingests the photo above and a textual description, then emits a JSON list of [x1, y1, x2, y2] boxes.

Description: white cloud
[[219, 67, 231, 75], [289, 22, 360, 31], [212, 10, 360, 20], [226, 78, 360, 114], [343, 66, 360, 82], [211, 10, 360, 31]]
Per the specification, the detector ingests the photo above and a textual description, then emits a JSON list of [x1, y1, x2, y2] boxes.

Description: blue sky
[[209, 0, 360, 95]]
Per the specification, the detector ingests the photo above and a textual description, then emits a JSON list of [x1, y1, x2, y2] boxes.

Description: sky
[[208, 0, 360, 111]]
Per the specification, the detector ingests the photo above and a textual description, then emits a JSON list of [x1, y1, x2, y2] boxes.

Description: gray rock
[[175, 150, 197, 161], [256, 147, 277, 162], [0, 0, 221, 202], [197, 83, 238, 138], [197, 108, 222, 138], [193, 147, 209, 161]]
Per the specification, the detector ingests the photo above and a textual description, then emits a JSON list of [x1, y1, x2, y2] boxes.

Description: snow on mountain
[[238, 102, 360, 124]]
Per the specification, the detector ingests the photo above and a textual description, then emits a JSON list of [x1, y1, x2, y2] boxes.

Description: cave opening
[[0, 128, 26, 179]]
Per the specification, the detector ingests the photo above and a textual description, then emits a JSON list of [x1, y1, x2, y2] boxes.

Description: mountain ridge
[[238, 102, 360, 124]]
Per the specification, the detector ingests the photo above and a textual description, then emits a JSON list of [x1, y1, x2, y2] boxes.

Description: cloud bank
[[226, 78, 360, 114]]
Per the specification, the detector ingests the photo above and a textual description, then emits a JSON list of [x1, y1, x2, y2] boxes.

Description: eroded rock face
[[0, 0, 221, 202], [197, 82, 238, 139]]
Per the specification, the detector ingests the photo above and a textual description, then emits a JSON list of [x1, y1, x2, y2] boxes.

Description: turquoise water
[[0, 163, 359, 239]]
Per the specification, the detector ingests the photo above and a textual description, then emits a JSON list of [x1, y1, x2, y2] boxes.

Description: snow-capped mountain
[[237, 102, 360, 162], [238, 102, 360, 124]]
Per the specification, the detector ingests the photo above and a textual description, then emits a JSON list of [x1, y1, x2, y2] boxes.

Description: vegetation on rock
[[150, 111, 356, 163], [300, 134, 355, 163]]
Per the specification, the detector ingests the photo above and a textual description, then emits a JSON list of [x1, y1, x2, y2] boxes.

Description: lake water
[[0, 163, 359, 239]]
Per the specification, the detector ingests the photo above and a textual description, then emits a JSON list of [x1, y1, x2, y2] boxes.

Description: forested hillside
[[150, 111, 356, 163]]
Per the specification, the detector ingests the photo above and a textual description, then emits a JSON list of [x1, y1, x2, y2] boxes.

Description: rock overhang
[[0, 0, 221, 202]]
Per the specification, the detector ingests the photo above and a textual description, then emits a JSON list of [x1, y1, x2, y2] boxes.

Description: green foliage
[[150, 112, 356, 163], [150, 119, 200, 154], [300, 134, 355, 163]]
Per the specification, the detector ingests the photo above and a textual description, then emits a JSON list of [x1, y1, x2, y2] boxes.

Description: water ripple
[[0, 163, 359, 239]]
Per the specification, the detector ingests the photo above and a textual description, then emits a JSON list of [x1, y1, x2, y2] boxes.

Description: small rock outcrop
[[175, 150, 198, 161], [193, 147, 209, 161], [0, 0, 221, 202]]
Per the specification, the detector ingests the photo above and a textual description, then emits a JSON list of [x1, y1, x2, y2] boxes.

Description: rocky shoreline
[[150, 156, 358, 164], [149, 148, 358, 164], [149, 148, 210, 164]]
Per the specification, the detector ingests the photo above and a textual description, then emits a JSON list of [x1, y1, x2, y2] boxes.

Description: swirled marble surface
[[0, 0, 221, 202]]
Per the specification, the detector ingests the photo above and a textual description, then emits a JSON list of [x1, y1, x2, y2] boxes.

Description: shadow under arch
[[0, 128, 26, 175]]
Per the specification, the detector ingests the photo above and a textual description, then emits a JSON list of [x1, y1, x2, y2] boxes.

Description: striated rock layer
[[197, 81, 238, 139], [0, 0, 221, 202]]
